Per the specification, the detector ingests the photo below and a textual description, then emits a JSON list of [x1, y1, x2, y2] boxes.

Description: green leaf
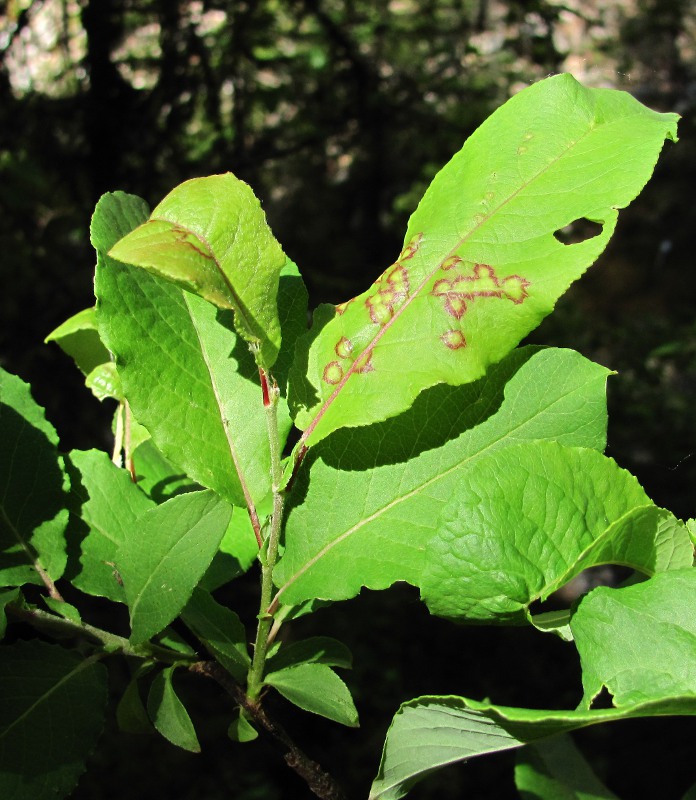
[[108, 174, 286, 368], [683, 783, 696, 800], [514, 734, 619, 800], [291, 75, 677, 447], [265, 662, 359, 727], [267, 636, 353, 672], [180, 587, 250, 682], [42, 597, 82, 624], [228, 711, 258, 742], [65, 449, 155, 603], [199, 504, 259, 591], [147, 666, 200, 752], [84, 361, 123, 402], [685, 518, 696, 549], [0, 368, 69, 587], [0, 641, 107, 800], [94, 191, 285, 511], [0, 589, 20, 639], [275, 347, 610, 605], [421, 441, 693, 623], [44, 307, 111, 376], [571, 569, 696, 708], [116, 490, 233, 644], [275, 258, 310, 393], [530, 610, 574, 642], [130, 439, 198, 503], [369, 694, 696, 800], [116, 674, 154, 734]]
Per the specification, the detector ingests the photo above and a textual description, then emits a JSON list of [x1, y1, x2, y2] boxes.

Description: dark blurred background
[[1, 1, 695, 798]]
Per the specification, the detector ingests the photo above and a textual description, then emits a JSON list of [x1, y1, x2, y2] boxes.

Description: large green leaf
[[116, 490, 233, 644], [65, 449, 155, 603], [370, 694, 696, 800], [374, 571, 696, 798], [108, 175, 286, 368], [291, 74, 678, 446], [421, 441, 692, 623], [0, 641, 107, 800], [274, 347, 610, 605], [94, 191, 284, 513], [571, 569, 696, 708], [0, 368, 69, 587]]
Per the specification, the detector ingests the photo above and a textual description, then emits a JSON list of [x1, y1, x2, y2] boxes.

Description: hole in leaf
[[553, 218, 604, 245], [590, 685, 615, 710]]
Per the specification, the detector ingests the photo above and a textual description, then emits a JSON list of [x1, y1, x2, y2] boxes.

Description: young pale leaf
[[421, 441, 692, 624], [275, 347, 610, 605], [65, 449, 155, 603], [180, 587, 250, 682], [267, 636, 353, 672], [265, 662, 359, 727], [108, 174, 286, 369], [292, 73, 678, 447], [0, 641, 107, 800], [94, 191, 285, 512], [116, 490, 232, 645], [44, 307, 110, 376], [0, 368, 69, 587], [147, 666, 200, 752], [369, 694, 696, 800], [571, 569, 696, 709], [514, 734, 619, 800]]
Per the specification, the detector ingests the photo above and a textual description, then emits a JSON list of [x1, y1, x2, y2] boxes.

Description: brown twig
[[189, 661, 347, 800]]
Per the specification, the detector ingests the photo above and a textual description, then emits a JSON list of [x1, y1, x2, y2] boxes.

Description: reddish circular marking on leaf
[[353, 351, 374, 373], [444, 296, 468, 319], [335, 336, 353, 359], [441, 256, 462, 271], [323, 361, 344, 384], [441, 330, 467, 350], [432, 279, 452, 296], [399, 232, 424, 261], [500, 275, 531, 303], [366, 295, 393, 325], [386, 264, 410, 295]]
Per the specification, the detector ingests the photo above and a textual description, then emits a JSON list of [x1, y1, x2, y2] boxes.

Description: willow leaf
[[421, 441, 692, 624], [274, 347, 609, 605], [0, 368, 69, 587], [108, 175, 286, 368], [94, 191, 282, 513], [370, 694, 696, 800], [292, 73, 678, 447]]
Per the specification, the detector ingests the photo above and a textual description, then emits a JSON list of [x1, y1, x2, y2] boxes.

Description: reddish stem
[[259, 367, 271, 407]]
